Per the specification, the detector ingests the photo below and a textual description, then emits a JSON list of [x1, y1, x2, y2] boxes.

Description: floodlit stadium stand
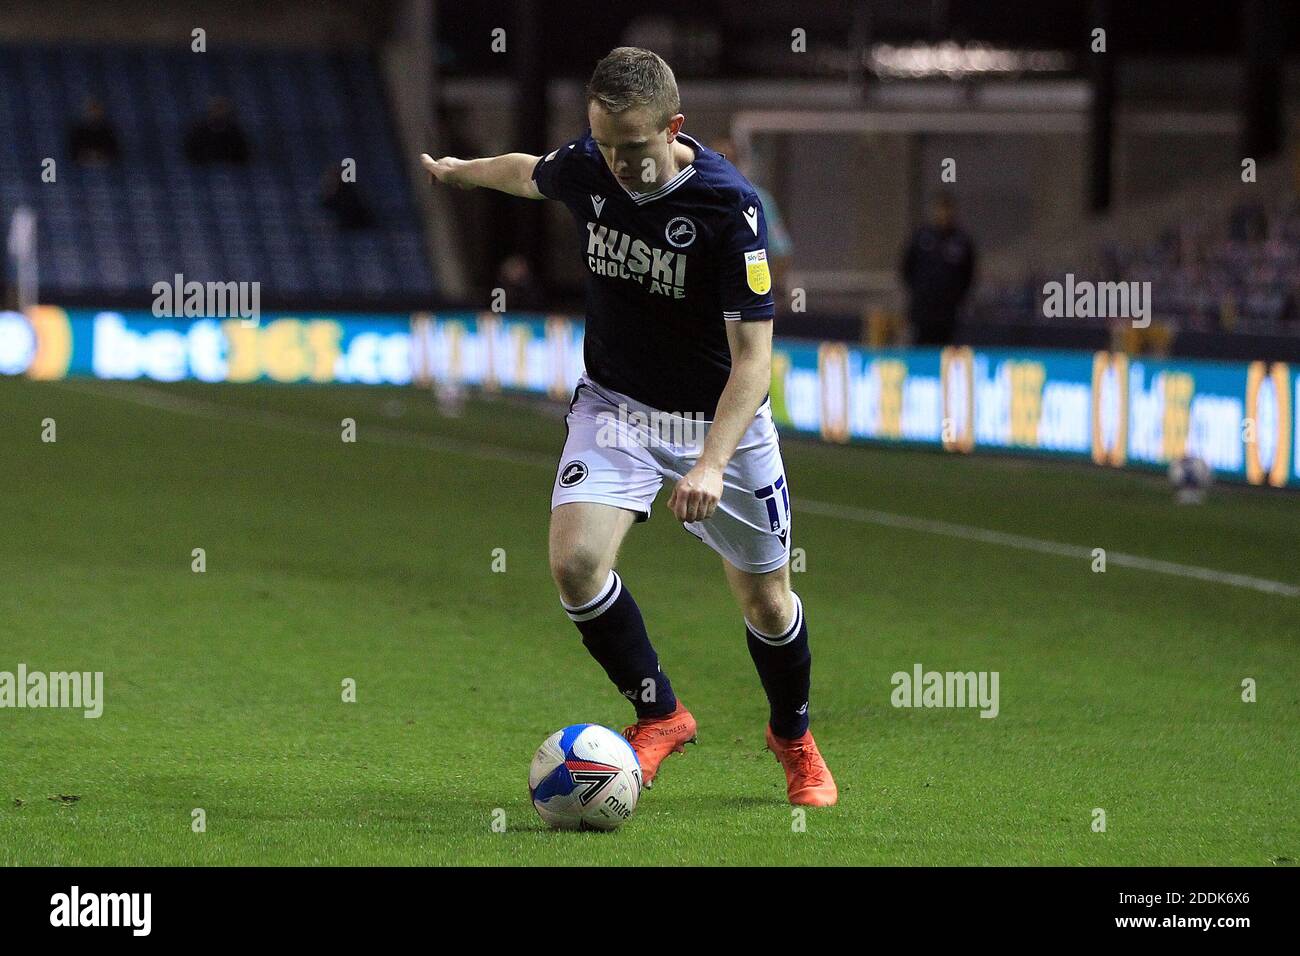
[[0, 44, 435, 309], [981, 195, 1300, 333]]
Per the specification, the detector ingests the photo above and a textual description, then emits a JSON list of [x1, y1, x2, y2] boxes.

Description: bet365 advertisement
[[1, 306, 1293, 488], [770, 342, 1294, 488]]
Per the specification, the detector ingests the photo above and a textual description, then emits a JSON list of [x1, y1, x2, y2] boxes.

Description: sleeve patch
[[744, 249, 771, 295]]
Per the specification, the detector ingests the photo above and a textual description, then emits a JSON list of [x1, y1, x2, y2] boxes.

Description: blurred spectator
[[713, 136, 792, 302], [67, 97, 120, 165], [320, 166, 375, 230], [900, 193, 976, 346], [185, 96, 250, 165], [1228, 202, 1267, 243], [495, 254, 544, 311], [979, 192, 1300, 333]]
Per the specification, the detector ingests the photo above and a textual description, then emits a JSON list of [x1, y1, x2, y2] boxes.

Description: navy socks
[[565, 571, 811, 736], [564, 570, 677, 719], [745, 593, 811, 739]]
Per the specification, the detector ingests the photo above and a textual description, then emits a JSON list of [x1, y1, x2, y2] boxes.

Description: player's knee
[[744, 589, 795, 636], [549, 544, 609, 606]]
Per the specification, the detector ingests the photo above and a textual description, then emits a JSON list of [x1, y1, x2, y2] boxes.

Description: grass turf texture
[[1, 376, 1296, 866]]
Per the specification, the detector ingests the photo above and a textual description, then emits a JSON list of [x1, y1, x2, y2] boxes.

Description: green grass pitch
[[1, 375, 1296, 866]]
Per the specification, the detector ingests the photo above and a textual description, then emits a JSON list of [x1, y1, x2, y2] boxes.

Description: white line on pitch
[[794, 498, 1298, 597], [59, 380, 1299, 598], [58, 379, 555, 467]]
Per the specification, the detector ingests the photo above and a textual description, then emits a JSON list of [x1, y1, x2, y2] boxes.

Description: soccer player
[[421, 47, 836, 806]]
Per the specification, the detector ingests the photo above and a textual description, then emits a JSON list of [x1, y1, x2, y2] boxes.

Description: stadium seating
[[978, 195, 1300, 333], [0, 44, 435, 308]]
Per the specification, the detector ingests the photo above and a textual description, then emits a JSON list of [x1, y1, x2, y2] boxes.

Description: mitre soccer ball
[[1168, 454, 1212, 504], [529, 724, 642, 831]]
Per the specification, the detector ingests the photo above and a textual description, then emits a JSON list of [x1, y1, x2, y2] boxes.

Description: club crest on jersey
[[559, 461, 588, 487], [665, 216, 696, 248], [586, 223, 688, 299], [744, 249, 772, 294]]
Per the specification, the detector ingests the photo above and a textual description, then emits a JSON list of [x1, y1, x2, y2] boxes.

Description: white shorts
[[551, 374, 792, 574]]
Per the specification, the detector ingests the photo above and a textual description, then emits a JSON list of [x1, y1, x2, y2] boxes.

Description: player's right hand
[[420, 154, 476, 190]]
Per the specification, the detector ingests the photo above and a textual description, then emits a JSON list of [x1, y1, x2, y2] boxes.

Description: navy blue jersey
[[532, 131, 775, 416]]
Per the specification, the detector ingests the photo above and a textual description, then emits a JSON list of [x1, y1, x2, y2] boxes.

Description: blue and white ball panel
[[568, 723, 640, 772], [529, 724, 641, 831], [611, 728, 640, 769]]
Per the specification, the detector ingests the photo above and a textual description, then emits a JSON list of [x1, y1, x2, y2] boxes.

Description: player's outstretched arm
[[419, 152, 543, 199]]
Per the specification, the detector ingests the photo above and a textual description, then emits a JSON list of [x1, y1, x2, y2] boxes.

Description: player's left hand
[[419, 153, 477, 190], [667, 463, 724, 523]]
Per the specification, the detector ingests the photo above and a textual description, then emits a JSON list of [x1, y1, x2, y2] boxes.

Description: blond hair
[[585, 47, 680, 127]]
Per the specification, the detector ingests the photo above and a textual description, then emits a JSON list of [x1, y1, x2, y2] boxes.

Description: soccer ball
[[529, 724, 642, 831], [1168, 454, 1212, 504]]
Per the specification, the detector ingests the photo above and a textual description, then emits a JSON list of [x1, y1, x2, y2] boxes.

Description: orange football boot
[[766, 725, 838, 806], [622, 702, 697, 787]]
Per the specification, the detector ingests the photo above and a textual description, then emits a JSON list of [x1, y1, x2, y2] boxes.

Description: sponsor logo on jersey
[[559, 460, 589, 487], [744, 249, 771, 295], [665, 216, 696, 248], [585, 223, 688, 299]]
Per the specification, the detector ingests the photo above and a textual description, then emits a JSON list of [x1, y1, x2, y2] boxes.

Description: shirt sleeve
[[531, 138, 584, 202], [719, 191, 777, 322]]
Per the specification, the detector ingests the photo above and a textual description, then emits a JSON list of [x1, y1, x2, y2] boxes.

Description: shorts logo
[[745, 249, 771, 294], [559, 461, 589, 487], [754, 474, 790, 545], [665, 217, 696, 248]]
